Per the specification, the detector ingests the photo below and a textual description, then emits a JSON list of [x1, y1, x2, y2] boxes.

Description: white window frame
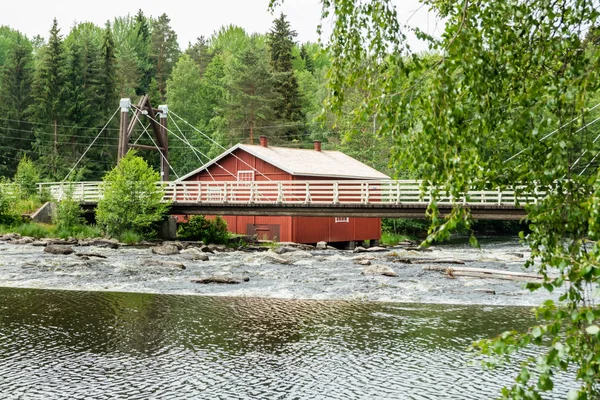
[[335, 217, 350, 223], [237, 171, 255, 182]]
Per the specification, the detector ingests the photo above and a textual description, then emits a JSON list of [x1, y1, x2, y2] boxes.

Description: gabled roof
[[177, 144, 390, 181]]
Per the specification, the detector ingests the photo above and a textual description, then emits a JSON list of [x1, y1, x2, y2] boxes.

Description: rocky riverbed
[[0, 234, 558, 306]]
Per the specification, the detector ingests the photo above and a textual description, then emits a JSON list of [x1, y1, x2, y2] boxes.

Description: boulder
[[362, 264, 398, 277], [163, 241, 184, 250], [355, 260, 372, 266], [78, 239, 119, 249], [146, 259, 186, 270], [280, 250, 313, 263], [200, 245, 214, 253], [11, 237, 35, 245], [264, 252, 292, 265], [353, 246, 367, 253], [351, 254, 376, 261], [0, 233, 21, 241], [44, 245, 74, 255], [273, 246, 297, 255], [316, 241, 328, 250], [151, 244, 180, 255], [366, 246, 387, 252], [180, 248, 209, 261]]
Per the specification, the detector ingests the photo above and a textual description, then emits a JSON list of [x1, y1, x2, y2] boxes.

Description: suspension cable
[[63, 107, 120, 182], [169, 110, 274, 182], [130, 108, 180, 180], [504, 102, 600, 163]]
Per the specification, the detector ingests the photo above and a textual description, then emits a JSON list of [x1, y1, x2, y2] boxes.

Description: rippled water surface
[[0, 288, 569, 399]]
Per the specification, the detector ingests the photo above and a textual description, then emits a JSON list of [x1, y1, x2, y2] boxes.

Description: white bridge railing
[[38, 180, 537, 206]]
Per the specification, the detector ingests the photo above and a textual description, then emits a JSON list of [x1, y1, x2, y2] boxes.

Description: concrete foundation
[[29, 202, 56, 224], [159, 216, 177, 240]]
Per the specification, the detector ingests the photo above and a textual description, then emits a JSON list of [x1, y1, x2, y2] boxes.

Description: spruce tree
[[225, 39, 279, 145], [99, 22, 118, 113], [267, 13, 305, 140], [0, 34, 34, 176], [29, 18, 67, 179], [133, 10, 152, 96], [150, 13, 180, 102]]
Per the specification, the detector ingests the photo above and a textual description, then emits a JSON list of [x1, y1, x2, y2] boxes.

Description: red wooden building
[[177, 136, 389, 246]]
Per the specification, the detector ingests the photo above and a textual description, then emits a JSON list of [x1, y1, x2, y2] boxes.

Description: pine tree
[[29, 18, 67, 178], [150, 13, 180, 102], [185, 36, 212, 77], [133, 10, 152, 96], [225, 39, 279, 145], [0, 34, 34, 176], [267, 13, 305, 140]]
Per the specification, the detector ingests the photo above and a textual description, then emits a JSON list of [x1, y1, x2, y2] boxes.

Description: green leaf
[[586, 325, 599, 335]]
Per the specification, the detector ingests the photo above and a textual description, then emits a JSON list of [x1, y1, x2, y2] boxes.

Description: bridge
[[39, 180, 535, 220]]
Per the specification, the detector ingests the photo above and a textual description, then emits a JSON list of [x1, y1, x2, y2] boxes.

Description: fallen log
[[191, 276, 249, 284], [423, 265, 545, 282], [411, 259, 466, 265], [75, 253, 107, 259]]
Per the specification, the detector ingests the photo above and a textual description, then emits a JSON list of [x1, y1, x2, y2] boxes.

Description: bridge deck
[[46, 180, 534, 220]]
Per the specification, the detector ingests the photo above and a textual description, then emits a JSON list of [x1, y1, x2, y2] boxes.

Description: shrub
[[53, 192, 84, 231], [96, 151, 169, 237], [13, 156, 40, 199], [118, 230, 144, 244], [178, 215, 229, 244]]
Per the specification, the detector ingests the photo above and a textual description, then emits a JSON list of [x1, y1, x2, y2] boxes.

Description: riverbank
[[0, 234, 557, 306]]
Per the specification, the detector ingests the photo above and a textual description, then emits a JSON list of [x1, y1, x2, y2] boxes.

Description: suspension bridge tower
[[118, 96, 170, 181]]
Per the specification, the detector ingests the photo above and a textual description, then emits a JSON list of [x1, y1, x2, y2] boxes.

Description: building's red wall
[[181, 149, 382, 244], [188, 149, 290, 181], [293, 217, 381, 244]]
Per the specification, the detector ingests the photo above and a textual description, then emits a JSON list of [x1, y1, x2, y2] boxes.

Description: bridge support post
[[158, 105, 169, 181], [118, 98, 131, 161]]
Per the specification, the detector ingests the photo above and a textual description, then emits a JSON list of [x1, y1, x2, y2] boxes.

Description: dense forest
[[0, 11, 391, 182]]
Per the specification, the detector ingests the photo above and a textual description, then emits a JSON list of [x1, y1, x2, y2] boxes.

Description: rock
[[207, 244, 227, 252], [163, 241, 184, 250], [404, 246, 433, 252], [507, 252, 524, 258], [351, 254, 376, 261], [356, 260, 372, 266], [191, 276, 249, 284], [0, 233, 21, 241], [280, 250, 313, 263], [146, 259, 186, 270], [78, 239, 119, 249], [44, 245, 74, 255], [474, 289, 496, 295], [31, 240, 49, 247], [200, 245, 214, 253], [11, 237, 35, 245], [180, 248, 209, 261], [362, 264, 398, 277], [151, 244, 180, 255], [353, 246, 367, 253], [274, 246, 298, 255], [229, 235, 257, 245], [316, 241, 328, 250], [264, 252, 292, 265], [277, 242, 315, 251], [366, 246, 387, 252]]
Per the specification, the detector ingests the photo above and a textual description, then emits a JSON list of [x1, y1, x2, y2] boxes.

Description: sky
[[1, 0, 442, 52]]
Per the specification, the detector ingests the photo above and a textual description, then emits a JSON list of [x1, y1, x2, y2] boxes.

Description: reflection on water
[[0, 288, 568, 399]]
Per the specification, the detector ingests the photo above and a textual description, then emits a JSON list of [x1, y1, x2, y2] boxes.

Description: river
[[0, 237, 574, 398]]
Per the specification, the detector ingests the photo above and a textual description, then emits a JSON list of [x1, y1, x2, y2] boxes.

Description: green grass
[[0, 222, 103, 240], [118, 230, 144, 244], [381, 231, 414, 246]]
